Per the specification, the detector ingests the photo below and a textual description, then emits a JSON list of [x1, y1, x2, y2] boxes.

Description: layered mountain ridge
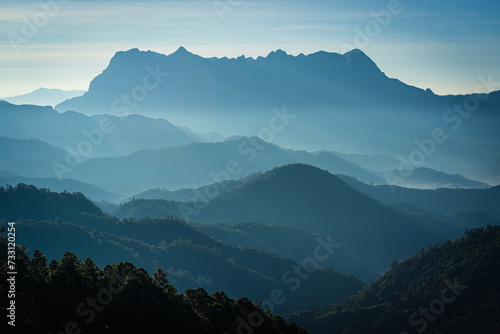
[[49, 47, 500, 184]]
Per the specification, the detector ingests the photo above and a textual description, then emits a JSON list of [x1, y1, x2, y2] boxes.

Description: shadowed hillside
[[287, 225, 500, 334]]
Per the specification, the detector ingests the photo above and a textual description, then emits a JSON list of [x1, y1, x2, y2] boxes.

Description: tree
[[153, 267, 177, 295]]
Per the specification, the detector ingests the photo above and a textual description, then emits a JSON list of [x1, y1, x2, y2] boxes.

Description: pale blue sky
[[1, 0, 499, 97]]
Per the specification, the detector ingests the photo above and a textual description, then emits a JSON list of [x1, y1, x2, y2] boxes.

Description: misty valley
[[1, 47, 499, 334]]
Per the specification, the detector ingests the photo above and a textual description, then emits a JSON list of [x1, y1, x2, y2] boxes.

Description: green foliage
[[0, 239, 307, 334], [0, 183, 107, 222], [288, 225, 500, 334]]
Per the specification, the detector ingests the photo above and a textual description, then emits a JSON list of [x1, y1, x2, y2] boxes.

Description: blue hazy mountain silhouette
[[0, 101, 199, 157], [160, 163, 448, 282], [57, 47, 441, 115], [56, 47, 500, 116], [53, 48, 500, 186], [2, 87, 84, 107]]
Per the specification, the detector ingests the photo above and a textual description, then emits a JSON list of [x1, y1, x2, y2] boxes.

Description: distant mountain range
[[338, 174, 500, 220], [0, 101, 202, 158], [385, 167, 490, 189], [66, 137, 488, 195], [1, 87, 84, 107], [1, 47, 498, 192], [66, 137, 385, 194], [56, 47, 500, 117], [0, 128, 489, 198], [51, 47, 500, 184]]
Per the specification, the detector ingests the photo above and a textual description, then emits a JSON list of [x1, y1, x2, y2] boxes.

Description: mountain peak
[[236, 163, 354, 197], [172, 46, 190, 55], [266, 49, 289, 58], [343, 48, 374, 63], [109, 48, 143, 63], [122, 48, 141, 55], [265, 163, 349, 186], [342, 48, 381, 72], [344, 48, 366, 56]]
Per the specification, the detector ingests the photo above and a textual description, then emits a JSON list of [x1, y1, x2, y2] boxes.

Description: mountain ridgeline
[[56, 47, 500, 116], [0, 101, 199, 159], [52, 47, 500, 184], [1, 116, 489, 198], [1, 183, 365, 314], [113, 164, 500, 283], [115, 164, 441, 282], [1, 87, 84, 107]]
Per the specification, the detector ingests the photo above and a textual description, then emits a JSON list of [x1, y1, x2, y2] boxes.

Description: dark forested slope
[[288, 225, 500, 334], [0, 239, 307, 334], [0, 184, 364, 314]]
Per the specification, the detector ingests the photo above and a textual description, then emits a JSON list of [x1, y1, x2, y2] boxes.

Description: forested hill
[[0, 183, 106, 220], [287, 225, 500, 334], [195, 164, 445, 282], [0, 239, 307, 334], [0, 184, 365, 314]]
